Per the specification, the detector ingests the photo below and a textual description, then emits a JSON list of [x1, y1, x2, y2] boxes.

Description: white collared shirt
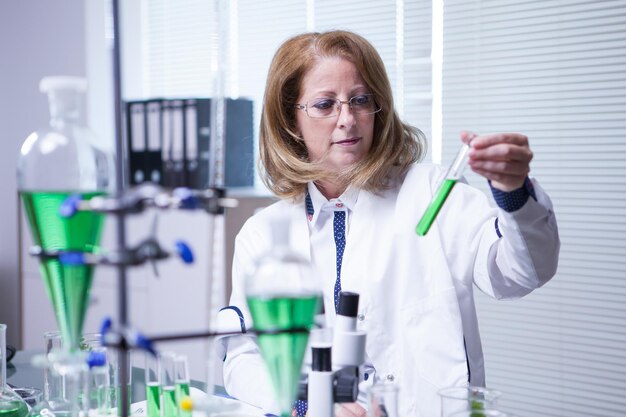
[[306, 182, 359, 320]]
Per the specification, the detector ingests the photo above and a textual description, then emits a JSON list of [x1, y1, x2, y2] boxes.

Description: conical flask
[[245, 217, 321, 417], [17, 76, 112, 353], [0, 324, 29, 417]]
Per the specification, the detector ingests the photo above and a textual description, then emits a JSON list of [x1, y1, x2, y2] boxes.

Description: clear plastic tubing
[[415, 142, 471, 236]]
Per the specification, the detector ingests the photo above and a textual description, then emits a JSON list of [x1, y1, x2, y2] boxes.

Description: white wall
[[0, 0, 86, 347]]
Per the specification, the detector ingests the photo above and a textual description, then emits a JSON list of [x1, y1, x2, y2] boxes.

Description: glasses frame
[[294, 93, 381, 119]]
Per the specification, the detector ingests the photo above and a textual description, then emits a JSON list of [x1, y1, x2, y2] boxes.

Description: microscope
[[299, 291, 367, 417]]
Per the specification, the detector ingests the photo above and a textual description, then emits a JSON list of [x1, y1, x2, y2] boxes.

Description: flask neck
[[47, 90, 81, 127]]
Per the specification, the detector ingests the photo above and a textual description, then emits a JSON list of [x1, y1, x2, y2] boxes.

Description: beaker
[[17, 76, 113, 354], [368, 383, 398, 417], [1, 324, 30, 417], [438, 386, 502, 417]]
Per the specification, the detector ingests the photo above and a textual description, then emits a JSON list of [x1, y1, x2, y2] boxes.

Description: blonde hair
[[259, 30, 426, 200]]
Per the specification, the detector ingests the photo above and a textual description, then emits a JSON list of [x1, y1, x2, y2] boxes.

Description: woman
[[222, 30, 559, 417]]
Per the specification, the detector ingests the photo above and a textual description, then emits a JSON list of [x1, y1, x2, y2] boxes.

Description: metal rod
[[110, 1, 130, 416], [147, 327, 312, 343]]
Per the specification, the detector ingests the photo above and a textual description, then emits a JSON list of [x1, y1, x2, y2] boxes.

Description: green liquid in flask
[[415, 179, 456, 236], [145, 382, 161, 417], [21, 191, 105, 352], [0, 400, 29, 417], [247, 294, 320, 417]]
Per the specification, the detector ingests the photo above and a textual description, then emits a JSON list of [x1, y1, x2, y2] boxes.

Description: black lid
[[312, 346, 332, 372], [337, 291, 359, 317]]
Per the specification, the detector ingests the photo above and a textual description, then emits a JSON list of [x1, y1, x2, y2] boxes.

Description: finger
[[469, 157, 530, 175], [335, 403, 367, 417], [470, 133, 529, 150], [470, 143, 533, 163], [460, 130, 478, 145], [470, 167, 527, 190]]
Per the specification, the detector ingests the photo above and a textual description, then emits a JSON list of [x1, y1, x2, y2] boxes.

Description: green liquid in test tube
[[162, 386, 177, 417], [175, 381, 191, 417], [145, 382, 161, 417], [416, 142, 471, 236]]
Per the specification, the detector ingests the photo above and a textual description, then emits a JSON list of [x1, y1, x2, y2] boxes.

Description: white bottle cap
[[39, 76, 87, 93]]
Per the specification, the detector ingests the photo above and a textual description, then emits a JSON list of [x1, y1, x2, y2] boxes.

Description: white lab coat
[[222, 163, 560, 417]]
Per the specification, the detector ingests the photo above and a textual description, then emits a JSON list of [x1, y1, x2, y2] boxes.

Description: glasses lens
[[307, 98, 337, 118], [350, 94, 378, 114], [305, 95, 379, 118]]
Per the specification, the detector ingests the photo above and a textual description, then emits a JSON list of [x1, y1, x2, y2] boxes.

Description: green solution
[[21, 191, 105, 352], [175, 381, 191, 417], [247, 294, 320, 417], [161, 386, 177, 417], [0, 399, 29, 417], [145, 382, 161, 417], [415, 179, 456, 236]]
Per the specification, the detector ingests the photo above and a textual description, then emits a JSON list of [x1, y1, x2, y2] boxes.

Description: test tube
[[174, 355, 191, 417], [145, 354, 160, 417], [415, 142, 471, 236], [160, 352, 177, 417]]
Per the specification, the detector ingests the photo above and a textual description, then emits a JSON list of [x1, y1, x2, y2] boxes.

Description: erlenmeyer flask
[[245, 217, 321, 417], [16, 76, 112, 353], [0, 324, 29, 417]]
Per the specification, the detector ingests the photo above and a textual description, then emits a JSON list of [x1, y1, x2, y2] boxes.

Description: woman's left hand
[[462, 131, 533, 192]]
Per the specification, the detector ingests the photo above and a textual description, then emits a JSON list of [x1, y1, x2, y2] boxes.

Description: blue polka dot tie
[[333, 210, 346, 313], [294, 208, 347, 417]]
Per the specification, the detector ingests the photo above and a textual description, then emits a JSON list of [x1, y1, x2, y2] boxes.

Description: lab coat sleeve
[[222, 221, 281, 415], [474, 178, 560, 299]]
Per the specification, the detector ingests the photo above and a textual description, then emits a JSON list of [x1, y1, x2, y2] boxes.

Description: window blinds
[[141, 0, 432, 145], [441, 1, 626, 416]]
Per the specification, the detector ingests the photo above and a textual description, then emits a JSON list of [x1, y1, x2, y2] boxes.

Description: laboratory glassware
[[368, 383, 398, 417], [0, 324, 29, 417], [160, 352, 178, 417], [17, 76, 112, 353], [448, 410, 516, 417], [438, 386, 502, 417], [144, 354, 160, 417], [88, 346, 110, 415], [11, 389, 41, 409], [42, 331, 63, 407], [174, 356, 191, 417], [245, 217, 321, 417], [416, 142, 471, 236]]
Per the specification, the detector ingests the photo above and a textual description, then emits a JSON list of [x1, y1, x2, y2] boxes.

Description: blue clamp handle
[[133, 333, 157, 356], [59, 252, 85, 266], [100, 317, 113, 338], [86, 351, 107, 368], [175, 240, 194, 264], [59, 194, 82, 218], [173, 188, 200, 209]]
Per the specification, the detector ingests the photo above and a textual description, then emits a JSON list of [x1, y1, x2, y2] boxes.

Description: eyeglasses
[[294, 94, 381, 119]]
